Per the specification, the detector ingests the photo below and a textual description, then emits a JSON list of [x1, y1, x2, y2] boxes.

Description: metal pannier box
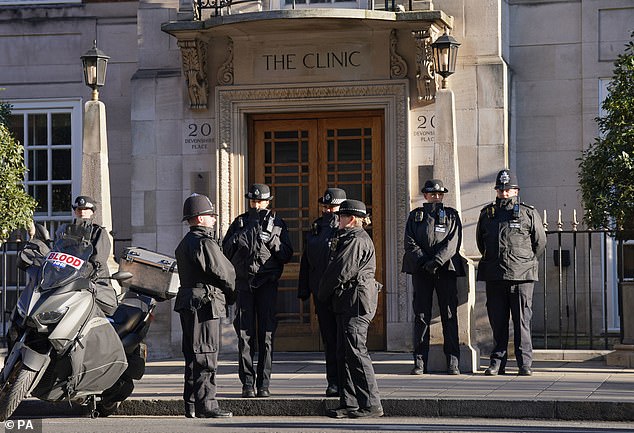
[[119, 247, 179, 301]]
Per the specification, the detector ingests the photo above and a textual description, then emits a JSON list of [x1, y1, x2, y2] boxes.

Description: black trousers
[[411, 271, 460, 368], [485, 280, 534, 368], [336, 313, 381, 410], [315, 299, 338, 387], [179, 304, 220, 412], [233, 280, 278, 390]]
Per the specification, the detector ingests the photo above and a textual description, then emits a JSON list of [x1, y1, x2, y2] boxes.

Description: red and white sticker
[[46, 252, 85, 270]]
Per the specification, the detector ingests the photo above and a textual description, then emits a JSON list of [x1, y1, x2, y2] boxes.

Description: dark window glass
[[52, 184, 72, 215], [29, 185, 48, 215], [52, 149, 71, 180], [337, 139, 362, 161], [8, 114, 24, 145], [51, 113, 71, 145], [275, 141, 299, 164], [28, 114, 47, 146], [28, 149, 48, 181]]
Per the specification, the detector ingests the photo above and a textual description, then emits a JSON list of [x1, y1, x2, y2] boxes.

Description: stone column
[[425, 88, 479, 373], [81, 100, 119, 283]]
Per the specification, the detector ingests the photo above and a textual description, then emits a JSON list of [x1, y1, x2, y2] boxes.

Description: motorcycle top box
[[119, 247, 179, 301]]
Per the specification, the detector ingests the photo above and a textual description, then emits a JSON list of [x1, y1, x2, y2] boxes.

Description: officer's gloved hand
[[224, 289, 237, 306], [423, 260, 439, 275]]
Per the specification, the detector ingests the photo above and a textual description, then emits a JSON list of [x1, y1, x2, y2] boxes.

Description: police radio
[[513, 201, 520, 220], [414, 209, 424, 222], [437, 205, 446, 225]]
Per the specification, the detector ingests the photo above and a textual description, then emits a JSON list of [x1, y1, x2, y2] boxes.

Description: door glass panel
[[251, 113, 383, 350]]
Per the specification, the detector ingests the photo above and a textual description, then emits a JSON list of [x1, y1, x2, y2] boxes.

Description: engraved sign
[[183, 120, 213, 154]]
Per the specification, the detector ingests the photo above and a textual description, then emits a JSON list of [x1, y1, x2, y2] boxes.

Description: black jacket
[[476, 196, 547, 282], [222, 208, 293, 288], [298, 213, 339, 300], [402, 203, 465, 276], [174, 225, 236, 316], [317, 226, 381, 316]]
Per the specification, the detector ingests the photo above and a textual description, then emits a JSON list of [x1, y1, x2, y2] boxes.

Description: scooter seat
[[111, 299, 149, 338]]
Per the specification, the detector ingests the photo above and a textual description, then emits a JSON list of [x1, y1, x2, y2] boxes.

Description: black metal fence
[[193, 0, 404, 20], [533, 227, 629, 350], [1, 224, 629, 350]]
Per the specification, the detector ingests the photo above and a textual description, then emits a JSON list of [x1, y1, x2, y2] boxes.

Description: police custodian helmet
[[336, 199, 368, 218], [182, 193, 217, 221], [245, 184, 273, 201], [318, 187, 347, 205], [422, 179, 449, 194], [494, 169, 520, 190], [72, 195, 97, 211]]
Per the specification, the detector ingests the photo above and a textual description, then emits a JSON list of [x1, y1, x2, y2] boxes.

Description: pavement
[[13, 351, 634, 421]]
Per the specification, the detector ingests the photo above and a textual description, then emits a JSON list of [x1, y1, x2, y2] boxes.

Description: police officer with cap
[[319, 199, 383, 419], [298, 187, 347, 397], [69, 195, 118, 315], [222, 184, 293, 398], [402, 179, 465, 375], [476, 170, 546, 376], [175, 193, 236, 418]]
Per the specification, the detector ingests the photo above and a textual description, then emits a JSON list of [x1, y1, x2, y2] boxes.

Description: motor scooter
[[0, 221, 168, 419]]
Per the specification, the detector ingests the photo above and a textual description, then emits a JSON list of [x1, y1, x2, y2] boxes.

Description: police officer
[[402, 179, 464, 375], [174, 193, 236, 418], [222, 184, 293, 398], [70, 195, 117, 315], [298, 187, 346, 397], [476, 170, 546, 376], [318, 200, 383, 419]]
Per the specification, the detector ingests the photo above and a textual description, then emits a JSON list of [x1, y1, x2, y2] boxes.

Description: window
[[8, 99, 83, 227]]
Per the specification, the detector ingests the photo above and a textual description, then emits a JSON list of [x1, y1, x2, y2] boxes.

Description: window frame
[[8, 98, 83, 225]]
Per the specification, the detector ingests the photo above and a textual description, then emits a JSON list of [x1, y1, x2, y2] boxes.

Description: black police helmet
[[335, 199, 368, 218], [245, 184, 273, 201], [422, 179, 449, 194], [182, 193, 217, 222], [494, 169, 520, 190], [318, 188, 347, 205], [72, 195, 97, 212]]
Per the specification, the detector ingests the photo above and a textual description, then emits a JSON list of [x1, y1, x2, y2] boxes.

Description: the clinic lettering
[[262, 51, 361, 71]]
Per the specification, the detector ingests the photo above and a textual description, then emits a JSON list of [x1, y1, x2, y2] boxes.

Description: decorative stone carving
[[217, 38, 234, 85], [390, 29, 408, 79], [217, 83, 410, 327], [178, 39, 209, 109], [412, 29, 441, 104]]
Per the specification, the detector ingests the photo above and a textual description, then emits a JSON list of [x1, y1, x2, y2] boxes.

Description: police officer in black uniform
[[298, 187, 346, 397], [222, 184, 293, 398], [476, 170, 546, 376], [174, 193, 236, 418], [402, 179, 465, 375], [70, 195, 118, 315], [318, 200, 383, 419]]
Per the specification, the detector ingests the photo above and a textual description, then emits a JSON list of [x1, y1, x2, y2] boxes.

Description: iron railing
[[534, 227, 629, 350], [1, 222, 628, 350], [193, 0, 402, 20]]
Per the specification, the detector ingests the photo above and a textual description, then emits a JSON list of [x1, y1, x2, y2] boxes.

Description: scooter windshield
[[40, 222, 94, 290]]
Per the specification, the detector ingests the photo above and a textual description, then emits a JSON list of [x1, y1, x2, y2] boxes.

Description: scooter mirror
[[111, 271, 133, 281]]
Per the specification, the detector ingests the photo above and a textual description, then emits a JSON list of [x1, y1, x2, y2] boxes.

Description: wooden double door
[[247, 110, 385, 350]]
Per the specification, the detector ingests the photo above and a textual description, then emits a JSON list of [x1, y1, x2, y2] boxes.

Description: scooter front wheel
[[0, 361, 37, 421]]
